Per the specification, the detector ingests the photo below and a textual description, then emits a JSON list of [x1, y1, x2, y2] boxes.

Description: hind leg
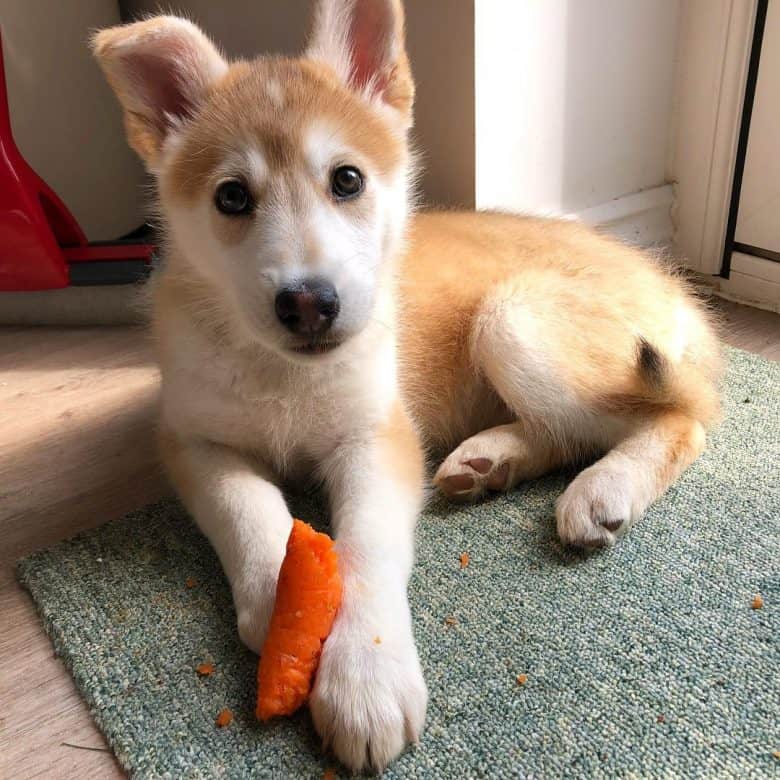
[[556, 411, 705, 548], [458, 284, 710, 545], [434, 422, 560, 501]]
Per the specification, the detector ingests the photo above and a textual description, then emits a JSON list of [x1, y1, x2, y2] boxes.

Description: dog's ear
[[91, 16, 228, 168], [306, 0, 414, 127]]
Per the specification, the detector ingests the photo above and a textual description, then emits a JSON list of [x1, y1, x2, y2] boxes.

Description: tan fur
[[91, 17, 229, 165], [399, 211, 721, 454], [307, 0, 414, 121], [376, 400, 425, 489], [647, 412, 706, 489], [164, 59, 407, 204]]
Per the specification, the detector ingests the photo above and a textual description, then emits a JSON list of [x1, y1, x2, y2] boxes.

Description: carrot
[[256, 519, 342, 721], [215, 708, 233, 727]]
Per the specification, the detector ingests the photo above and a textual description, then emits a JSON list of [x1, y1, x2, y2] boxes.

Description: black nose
[[274, 279, 340, 336]]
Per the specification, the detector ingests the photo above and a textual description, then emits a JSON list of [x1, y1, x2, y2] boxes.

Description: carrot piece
[[215, 708, 233, 727], [196, 662, 215, 676], [460, 552, 470, 569], [752, 594, 764, 609], [256, 520, 343, 721]]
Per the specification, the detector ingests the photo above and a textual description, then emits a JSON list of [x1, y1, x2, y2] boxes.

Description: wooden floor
[[0, 297, 777, 779]]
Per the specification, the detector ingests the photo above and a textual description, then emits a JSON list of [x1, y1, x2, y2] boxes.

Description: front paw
[[310, 613, 428, 772], [234, 574, 279, 654]]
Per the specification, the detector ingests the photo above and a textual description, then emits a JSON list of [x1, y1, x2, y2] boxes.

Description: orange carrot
[[215, 708, 233, 727], [256, 520, 342, 721]]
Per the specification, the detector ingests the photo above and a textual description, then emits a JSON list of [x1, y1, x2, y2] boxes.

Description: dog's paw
[[234, 575, 279, 654], [555, 461, 642, 549], [434, 429, 526, 502], [310, 610, 427, 772]]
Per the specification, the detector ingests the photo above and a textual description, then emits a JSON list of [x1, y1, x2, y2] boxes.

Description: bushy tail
[[632, 337, 722, 425]]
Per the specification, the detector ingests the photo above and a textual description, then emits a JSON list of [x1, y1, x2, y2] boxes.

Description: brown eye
[[215, 180, 252, 215], [331, 166, 364, 200]]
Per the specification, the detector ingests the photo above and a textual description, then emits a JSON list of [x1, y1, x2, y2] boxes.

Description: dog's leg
[[463, 278, 715, 547], [161, 432, 292, 653], [309, 404, 427, 772], [434, 422, 560, 501], [556, 411, 705, 548]]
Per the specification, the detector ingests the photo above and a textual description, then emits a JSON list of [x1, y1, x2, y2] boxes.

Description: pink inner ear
[[348, 0, 394, 92], [122, 47, 197, 130]]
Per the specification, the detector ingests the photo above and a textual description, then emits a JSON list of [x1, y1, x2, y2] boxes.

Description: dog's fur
[[93, 0, 721, 770]]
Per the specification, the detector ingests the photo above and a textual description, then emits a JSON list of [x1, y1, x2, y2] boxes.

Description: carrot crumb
[[752, 594, 764, 609], [459, 552, 470, 569], [215, 708, 233, 727], [196, 663, 215, 676], [185, 577, 197, 589], [444, 616, 457, 626], [657, 714, 666, 723], [323, 770, 337, 780], [373, 636, 382, 645], [516, 673, 528, 685]]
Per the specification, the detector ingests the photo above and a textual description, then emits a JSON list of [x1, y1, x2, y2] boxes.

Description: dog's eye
[[215, 180, 252, 215], [331, 166, 364, 200]]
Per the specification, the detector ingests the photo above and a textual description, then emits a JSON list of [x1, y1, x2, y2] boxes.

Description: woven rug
[[18, 349, 779, 778]]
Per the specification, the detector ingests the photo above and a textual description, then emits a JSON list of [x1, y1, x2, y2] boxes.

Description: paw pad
[[486, 462, 510, 490], [435, 458, 512, 501], [441, 473, 475, 493], [599, 517, 624, 532], [466, 457, 493, 474]]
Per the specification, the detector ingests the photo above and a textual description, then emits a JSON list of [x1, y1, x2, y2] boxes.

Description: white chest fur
[[158, 314, 398, 478]]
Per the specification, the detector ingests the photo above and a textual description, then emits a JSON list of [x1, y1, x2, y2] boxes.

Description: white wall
[[475, 0, 681, 226], [1, 0, 147, 239]]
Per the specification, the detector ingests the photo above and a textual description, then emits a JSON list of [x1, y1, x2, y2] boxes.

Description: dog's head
[[93, 0, 414, 359]]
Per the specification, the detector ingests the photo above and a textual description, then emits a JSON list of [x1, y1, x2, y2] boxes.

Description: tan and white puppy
[[93, 0, 721, 771]]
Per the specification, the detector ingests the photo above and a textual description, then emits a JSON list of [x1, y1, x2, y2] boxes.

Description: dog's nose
[[274, 279, 340, 336]]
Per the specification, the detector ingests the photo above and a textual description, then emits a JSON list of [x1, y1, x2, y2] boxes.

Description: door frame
[[720, 0, 770, 278], [670, 0, 759, 275]]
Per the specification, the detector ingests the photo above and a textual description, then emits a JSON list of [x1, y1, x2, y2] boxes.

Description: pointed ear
[[306, 0, 414, 127], [91, 16, 228, 168]]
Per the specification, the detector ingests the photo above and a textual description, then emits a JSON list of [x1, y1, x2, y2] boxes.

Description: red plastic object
[[0, 29, 154, 291]]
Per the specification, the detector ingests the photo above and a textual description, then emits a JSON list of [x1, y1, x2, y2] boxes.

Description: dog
[[92, 0, 721, 770]]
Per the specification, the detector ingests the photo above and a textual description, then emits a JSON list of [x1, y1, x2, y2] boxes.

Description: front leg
[[161, 430, 292, 652], [310, 404, 428, 772]]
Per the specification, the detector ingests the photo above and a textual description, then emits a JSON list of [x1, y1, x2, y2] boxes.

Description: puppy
[[93, 0, 720, 770]]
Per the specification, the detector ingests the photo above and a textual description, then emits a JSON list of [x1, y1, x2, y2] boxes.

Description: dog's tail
[[603, 336, 721, 425]]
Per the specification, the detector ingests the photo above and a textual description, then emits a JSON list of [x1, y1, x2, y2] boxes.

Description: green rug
[[18, 349, 779, 779]]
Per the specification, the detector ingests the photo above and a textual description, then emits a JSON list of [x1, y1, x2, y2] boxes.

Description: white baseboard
[[713, 253, 780, 312], [568, 184, 675, 247]]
